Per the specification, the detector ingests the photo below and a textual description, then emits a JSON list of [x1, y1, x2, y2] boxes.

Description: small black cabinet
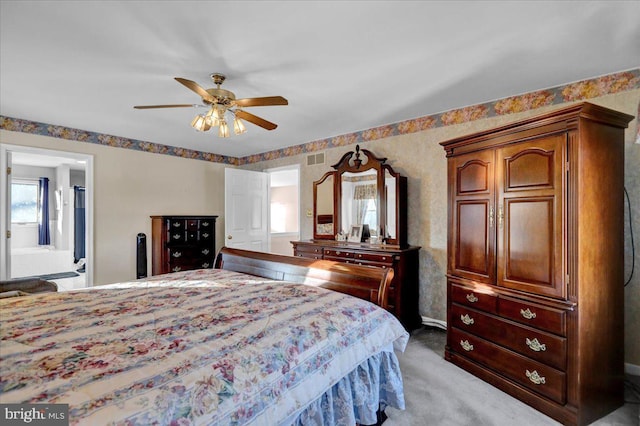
[[151, 215, 218, 275]]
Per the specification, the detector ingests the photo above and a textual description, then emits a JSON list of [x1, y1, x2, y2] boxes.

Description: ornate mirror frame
[[312, 145, 407, 246]]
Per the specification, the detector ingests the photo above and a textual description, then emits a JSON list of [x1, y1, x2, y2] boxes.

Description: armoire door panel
[[503, 148, 555, 191], [456, 201, 491, 277], [497, 135, 565, 299], [457, 159, 491, 195], [503, 198, 554, 286]]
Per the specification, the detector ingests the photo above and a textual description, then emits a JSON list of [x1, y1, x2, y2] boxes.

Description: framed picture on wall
[[348, 225, 363, 243]]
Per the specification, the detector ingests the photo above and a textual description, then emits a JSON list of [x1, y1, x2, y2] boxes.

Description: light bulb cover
[[191, 115, 210, 132], [218, 120, 230, 138], [233, 117, 247, 135]]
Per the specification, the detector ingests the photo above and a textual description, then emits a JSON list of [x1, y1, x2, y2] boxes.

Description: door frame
[[0, 144, 94, 285], [265, 164, 301, 251]]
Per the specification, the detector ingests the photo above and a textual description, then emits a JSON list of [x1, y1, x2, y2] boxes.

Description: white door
[[224, 168, 269, 252]]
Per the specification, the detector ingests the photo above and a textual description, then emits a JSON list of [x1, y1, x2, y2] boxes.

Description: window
[[11, 180, 39, 223]]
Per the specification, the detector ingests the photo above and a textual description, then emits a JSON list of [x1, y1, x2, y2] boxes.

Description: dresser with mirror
[[292, 145, 421, 329]]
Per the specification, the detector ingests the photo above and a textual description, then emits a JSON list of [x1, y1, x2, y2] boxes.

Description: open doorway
[[267, 165, 300, 256], [0, 144, 93, 290]]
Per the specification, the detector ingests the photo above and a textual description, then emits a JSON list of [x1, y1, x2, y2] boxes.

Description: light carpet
[[383, 327, 639, 426]]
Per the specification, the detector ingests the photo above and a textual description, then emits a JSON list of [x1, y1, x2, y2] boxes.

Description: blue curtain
[[38, 177, 50, 245], [74, 186, 86, 263]]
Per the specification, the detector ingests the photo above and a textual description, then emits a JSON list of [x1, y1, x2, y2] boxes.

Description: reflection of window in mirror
[[342, 170, 378, 235]]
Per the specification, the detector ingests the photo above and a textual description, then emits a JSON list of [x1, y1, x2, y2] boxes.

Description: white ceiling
[[1, 1, 639, 159]]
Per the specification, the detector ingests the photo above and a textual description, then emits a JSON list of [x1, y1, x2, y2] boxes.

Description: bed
[[0, 248, 409, 425]]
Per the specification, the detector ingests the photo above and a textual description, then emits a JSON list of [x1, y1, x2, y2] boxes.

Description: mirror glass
[[385, 169, 397, 239], [340, 169, 378, 238], [315, 174, 334, 236]]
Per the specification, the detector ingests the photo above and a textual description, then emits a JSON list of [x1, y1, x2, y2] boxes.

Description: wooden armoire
[[440, 103, 632, 425]]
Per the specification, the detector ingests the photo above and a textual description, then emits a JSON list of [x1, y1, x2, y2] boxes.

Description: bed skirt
[[289, 349, 405, 426]]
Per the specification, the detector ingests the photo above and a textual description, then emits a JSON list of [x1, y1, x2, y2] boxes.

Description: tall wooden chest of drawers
[[292, 240, 421, 329], [440, 103, 632, 425], [151, 216, 218, 275]]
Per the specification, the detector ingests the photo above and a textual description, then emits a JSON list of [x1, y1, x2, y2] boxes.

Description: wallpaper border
[[2, 69, 638, 165]]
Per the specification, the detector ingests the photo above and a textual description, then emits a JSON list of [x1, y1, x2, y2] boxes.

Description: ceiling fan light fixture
[[136, 73, 287, 137], [233, 117, 247, 135], [219, 120, 230, 138]]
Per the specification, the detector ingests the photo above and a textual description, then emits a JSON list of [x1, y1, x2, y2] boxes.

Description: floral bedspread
[[0, 268, 409, 425]]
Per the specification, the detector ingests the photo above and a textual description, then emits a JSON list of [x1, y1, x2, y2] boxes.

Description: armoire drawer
[[498, 296, 567, 336], [450, 328, 566, 404], [294, 246, 323, 259], [450, 283, 497, 314], [451, 304, 567, 370]]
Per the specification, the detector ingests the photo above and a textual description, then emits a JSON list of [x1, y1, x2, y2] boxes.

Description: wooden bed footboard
[[215, 247, 393, 309]]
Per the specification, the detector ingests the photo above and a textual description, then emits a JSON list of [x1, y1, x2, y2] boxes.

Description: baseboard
[[625, 363, 640, 376], [421, 316, 447, 330]]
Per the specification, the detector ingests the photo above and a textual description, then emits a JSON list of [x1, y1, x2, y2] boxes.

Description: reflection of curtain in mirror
[[74, 186, 86, 263], [38, 177, 50, 245], [353, 184, 376, 225]]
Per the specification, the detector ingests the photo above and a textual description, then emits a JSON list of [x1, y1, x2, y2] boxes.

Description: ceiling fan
[[134, 73, 288, 137]]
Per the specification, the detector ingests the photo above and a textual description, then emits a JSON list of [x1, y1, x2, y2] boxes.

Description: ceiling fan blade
[[234, 96, 288, 107], [134, 104, 198, 109], [235, 110, 278, 130], [174, 77, 215, 103]]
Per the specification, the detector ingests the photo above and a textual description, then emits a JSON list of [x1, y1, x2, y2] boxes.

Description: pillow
[[0, 290, 31, 298]]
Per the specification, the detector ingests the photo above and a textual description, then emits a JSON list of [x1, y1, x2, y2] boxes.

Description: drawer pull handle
[[202, 222, 209, 226], [460, 314, 475, 325], [172, 266, 182, 272], [460, 340, 474, 351], [526, 369, 546, 385], [466, 293, 479, 303], [173, 222, 181, 227], [172, 251, 182, 258], [173, 234, 181, 240], [202, 249, 210, 255], [525, 337, 547, 352], [520, 308, 537, 320], [202, 233, 209, 238], [336, 251, 341, 255], [202, 262, 210, 268]]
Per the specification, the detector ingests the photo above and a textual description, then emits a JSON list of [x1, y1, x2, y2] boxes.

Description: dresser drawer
[[169, 258, 214, 272], [294, 246, 323, 259], [498, 296, 566, 336], [451, 283, 497, 314], [353, 259, 393, 269], [324, 249, 354, 259], [353, 251, 394, 264], [199, 219, 215, 230], [450, 328, 566, 404], [451, 304, 567, 370], [199, 229, 214, 241]]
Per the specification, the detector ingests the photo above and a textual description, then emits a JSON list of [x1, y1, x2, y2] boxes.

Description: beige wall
[[2, 91, 638, 365], [242, 91, 640, 366], [0, 130, 227, 285]]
